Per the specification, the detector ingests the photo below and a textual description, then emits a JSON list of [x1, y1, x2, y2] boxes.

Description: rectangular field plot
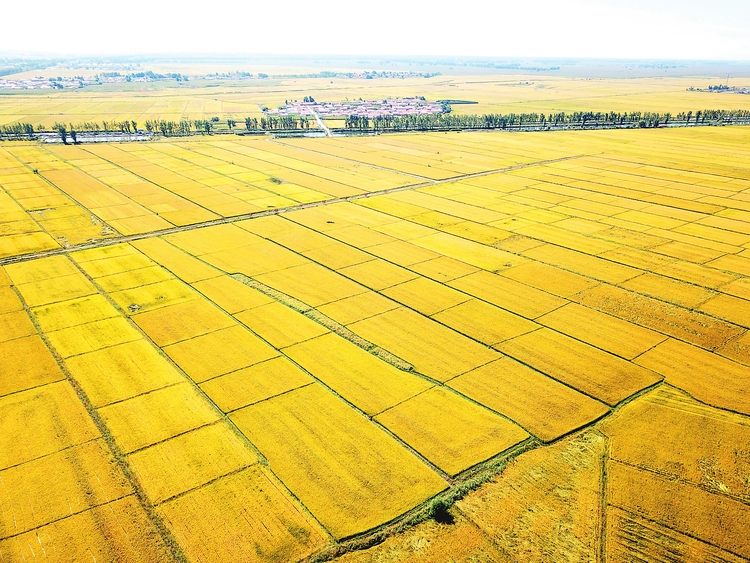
[[537, 303, 667, 360], [164, 325, 279, 382], [200, 357, 314, 412], [235, 301, 329, 348], [601, 386, 750, 499], [231, 384, 446, 539], [0, 334, 64, 397], [0, 439, 130, 537], [634, 339, 750, 415], [132, 297, 235, 346], [497, 328, 662, 405], [157, 466, 328, 563], [350, 307, 500, 381], [65, 339, 185, 408], [284, 333, 432, 415], [0, 496, 172, 563], [128, 422, 258, 504], [607, 461, 750, 559], [449, 358, 610, 442], [0, 382, 99, 468], [98, 382, 221, 453], [375, 387, 529, 476]]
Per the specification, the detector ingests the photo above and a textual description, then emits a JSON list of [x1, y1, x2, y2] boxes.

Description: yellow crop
[[375, 386, 529, 476], [232, 384, 446, 538], [157, 467, 328, 562], [200, 356, 313, 413], [128, 423, 258, 504], [450, 358, 609, 442], [164, 325, 279, 382], [284, 332, 431, 415], [65, 339, 184, 408], [132, 298, 235, 346], [349, 307, 500, 382], [98, 382, 221, 453], [235, 301, 329, 348]]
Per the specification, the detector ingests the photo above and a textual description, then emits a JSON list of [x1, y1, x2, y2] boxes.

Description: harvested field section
[[607, 461, 750, 559], [456, 430, 605, 562], [605, 507, 746, 563], [449, 358, 609, 442], [600, 385, 750, 500], [333, 512, 506, 563], [375, 387, 529, 476], [232, 384, 447, 539], [157, 466, 329, 563]]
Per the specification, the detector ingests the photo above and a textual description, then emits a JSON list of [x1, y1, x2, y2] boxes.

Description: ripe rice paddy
[[2, 121, 750, 562]]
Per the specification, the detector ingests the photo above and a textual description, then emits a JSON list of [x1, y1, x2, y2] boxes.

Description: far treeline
[[343, 109, 750, 131], [2, 109, 750, 140], [0, 115, 312, 141]]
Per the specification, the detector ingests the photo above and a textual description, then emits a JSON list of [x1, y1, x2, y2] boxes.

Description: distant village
[[0, 71, 187, 90], [266, 97, 448, 118], [688, 85, 750, 94]]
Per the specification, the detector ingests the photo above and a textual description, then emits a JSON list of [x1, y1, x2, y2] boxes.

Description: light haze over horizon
[[3, 0, 750, 61]]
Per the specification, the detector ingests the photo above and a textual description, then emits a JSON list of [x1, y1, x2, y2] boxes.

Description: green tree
[[53, 122, 67, 144]]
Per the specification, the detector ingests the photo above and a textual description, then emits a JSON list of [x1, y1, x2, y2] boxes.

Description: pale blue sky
[[3, 0, 750, 60]]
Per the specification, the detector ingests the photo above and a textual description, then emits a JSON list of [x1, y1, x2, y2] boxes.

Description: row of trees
[[4, 109, 750, 141], [244, 116, 311, 130], [343, 109, 750, 132]]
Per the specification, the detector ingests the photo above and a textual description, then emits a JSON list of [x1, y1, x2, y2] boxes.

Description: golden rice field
[[2, 123, 750, 562], [1, 74, 748, 128]]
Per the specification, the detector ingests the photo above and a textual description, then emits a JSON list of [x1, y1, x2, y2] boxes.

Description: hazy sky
[[4, 0, 750, 60]]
